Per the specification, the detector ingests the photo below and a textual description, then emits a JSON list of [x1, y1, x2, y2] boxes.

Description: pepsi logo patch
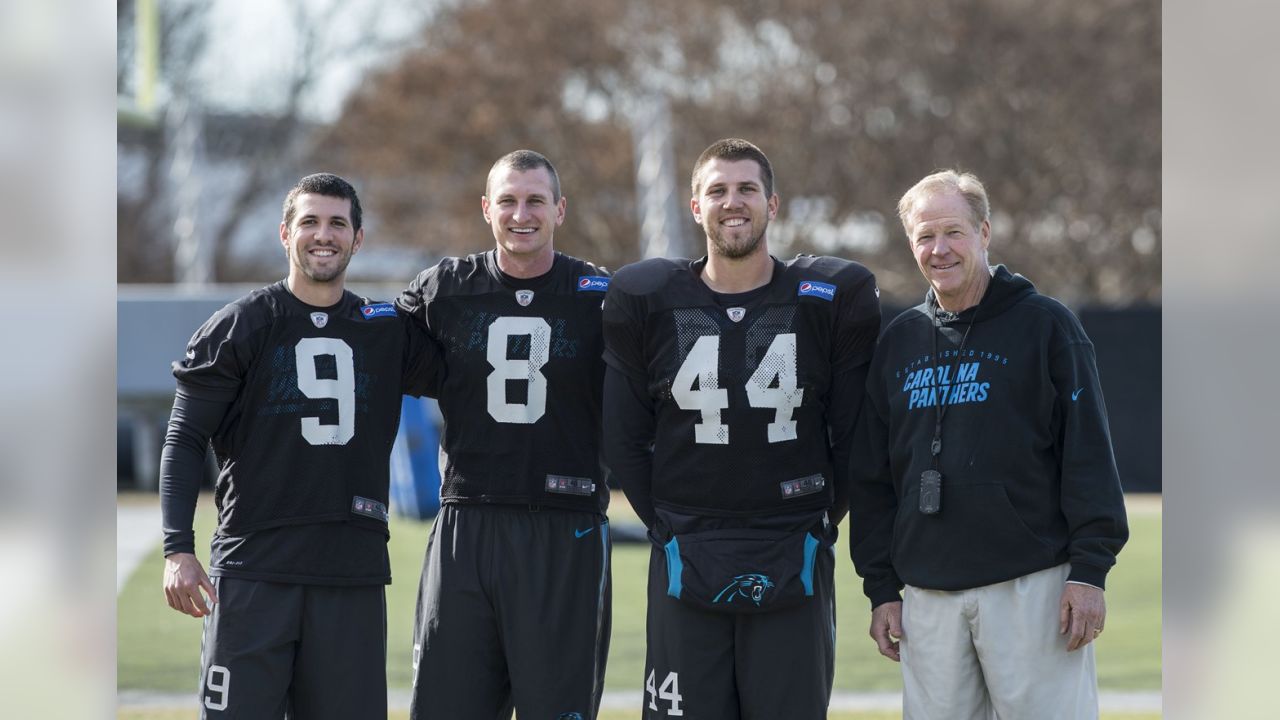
[[360, 302, 397, 319], [577, 275, 610, 292], [797, 281, 837, 301]]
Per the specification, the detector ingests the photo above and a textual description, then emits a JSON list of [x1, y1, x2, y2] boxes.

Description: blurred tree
[[325, 0, 1158, 305], [117, 0, 432, 283], [118, 0, 207, 283]]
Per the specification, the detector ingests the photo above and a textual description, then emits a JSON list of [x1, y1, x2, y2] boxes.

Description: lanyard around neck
[[928, 301, 979, 470]]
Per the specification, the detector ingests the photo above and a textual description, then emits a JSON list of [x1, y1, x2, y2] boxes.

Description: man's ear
[[554, 196, 567, 226]]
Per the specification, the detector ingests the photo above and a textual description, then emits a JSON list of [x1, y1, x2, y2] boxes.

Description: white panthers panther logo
[[713, 573, 775, 606]]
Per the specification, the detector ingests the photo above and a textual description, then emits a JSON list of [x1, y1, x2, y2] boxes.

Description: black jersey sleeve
[[602, 366, 658, 528], [160, 387, 231, 556], [831, 265, 882, 372], [601, 268, 650, 381], [396, 259, 460, 334], [396, 267, 431, 325], [398, 308, 446, 398], [827, 269, 882, 525], [163, 302, 254, 554], [827, 362, 871, 526], [171, 302, 255, 401]]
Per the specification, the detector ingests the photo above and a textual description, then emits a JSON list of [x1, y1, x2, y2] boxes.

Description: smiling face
[[279, 192, 362, 290], [482, 165, 565, 266], [904, 190, 991, 311], [691, 158, 779, 260]]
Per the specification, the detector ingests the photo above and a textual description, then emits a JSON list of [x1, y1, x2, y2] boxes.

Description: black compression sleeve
[[159, 387, 231, 556], [601, 366, 657, 529], [827, 362, 870, 527]]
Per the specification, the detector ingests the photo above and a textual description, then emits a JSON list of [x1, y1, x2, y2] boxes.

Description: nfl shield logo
[[726, 307, 746, 323], [515, 290, 535, 307], [310, 312, 328, 328]]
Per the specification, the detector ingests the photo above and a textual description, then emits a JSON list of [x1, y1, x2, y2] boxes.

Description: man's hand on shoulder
[[1059, 582, 1105, 651], [870, 600, 904, 662], [163, 552, 218, 618]]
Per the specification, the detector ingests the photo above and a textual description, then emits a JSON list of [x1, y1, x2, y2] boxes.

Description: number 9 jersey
[[397, 251, 610, 513], [602, 255, 880, 517], [172, 281, 442, 540]]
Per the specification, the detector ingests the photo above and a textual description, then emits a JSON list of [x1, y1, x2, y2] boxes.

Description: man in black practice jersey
[[397, 150, 611, 720], [602, 139, 881, 718], [160, 173, 442, 719]]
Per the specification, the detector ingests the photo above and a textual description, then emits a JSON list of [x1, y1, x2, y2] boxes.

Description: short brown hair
[[282, 173, 362, 230], [691, 138, 775, 198], [487, 149, 561, 201]]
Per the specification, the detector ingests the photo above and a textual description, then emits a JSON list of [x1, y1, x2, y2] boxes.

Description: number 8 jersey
[[397, 251, 610, 513], [602, 255, 880, 516]]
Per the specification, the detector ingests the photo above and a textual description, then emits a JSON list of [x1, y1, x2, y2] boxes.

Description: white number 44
[[646, 668, 684, 716], [672, 333, 803, 445]]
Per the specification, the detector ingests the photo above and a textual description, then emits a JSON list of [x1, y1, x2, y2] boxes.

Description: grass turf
[[119, 494, 1160, 704], [118, 710, 1162, 720]]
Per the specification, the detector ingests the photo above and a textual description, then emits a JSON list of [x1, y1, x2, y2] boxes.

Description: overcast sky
[[165, 0, 433, 122]]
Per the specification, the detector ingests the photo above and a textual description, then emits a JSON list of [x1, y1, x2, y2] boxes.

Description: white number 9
[[295, 337, 355, 445], [204, 664, 230, 711]]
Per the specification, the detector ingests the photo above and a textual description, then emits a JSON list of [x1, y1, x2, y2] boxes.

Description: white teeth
[[311, 249, 336, 257], [510, 228, 536, 234], [723, 218, 747, 227]]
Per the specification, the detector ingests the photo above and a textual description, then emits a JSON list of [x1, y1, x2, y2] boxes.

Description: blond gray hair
[[897, 170, 989, 234]]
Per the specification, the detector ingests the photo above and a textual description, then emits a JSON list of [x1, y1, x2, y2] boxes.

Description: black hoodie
[[849, 266, 1129, 607]]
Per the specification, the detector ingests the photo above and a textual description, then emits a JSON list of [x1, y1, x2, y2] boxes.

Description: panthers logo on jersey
[[713, 573, 775, 606]]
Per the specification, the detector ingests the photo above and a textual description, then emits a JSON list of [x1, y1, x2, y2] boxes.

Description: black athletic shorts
[[641, 542, 836, 720], [198, 577, 386, 719], [409, 503, 612, 720]]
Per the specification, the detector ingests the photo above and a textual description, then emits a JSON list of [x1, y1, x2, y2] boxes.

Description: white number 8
[[295, 337, 355, 445], [486, 317, 551, 424]]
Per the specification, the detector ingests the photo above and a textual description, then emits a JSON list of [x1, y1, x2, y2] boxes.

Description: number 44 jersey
[[603, 255, 880, 517], [397, 251, 610, 513]]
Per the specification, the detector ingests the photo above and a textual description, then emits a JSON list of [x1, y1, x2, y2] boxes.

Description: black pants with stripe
[[409, 503, 612, 720], [198, 578, 387, 719]]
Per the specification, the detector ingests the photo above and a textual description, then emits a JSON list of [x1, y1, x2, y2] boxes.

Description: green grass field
[[120, 711, 1161, 720], [118, 494, 1160, 716]]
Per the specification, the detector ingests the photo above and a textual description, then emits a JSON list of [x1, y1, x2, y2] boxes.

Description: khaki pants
[[900, 564, 1098, 720]]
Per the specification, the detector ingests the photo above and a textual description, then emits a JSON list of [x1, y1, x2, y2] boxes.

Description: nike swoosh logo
[[1071, 388, 1084, 401], [574, 527, 595, 538]]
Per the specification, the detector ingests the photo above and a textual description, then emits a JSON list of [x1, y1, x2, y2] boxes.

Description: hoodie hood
[[925, 264, 1035, 325]]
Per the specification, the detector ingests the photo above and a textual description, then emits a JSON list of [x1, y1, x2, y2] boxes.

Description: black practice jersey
[[397, 251, 609, 512], [603, 255, 879, 517], [172, 281, 441, 583]]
